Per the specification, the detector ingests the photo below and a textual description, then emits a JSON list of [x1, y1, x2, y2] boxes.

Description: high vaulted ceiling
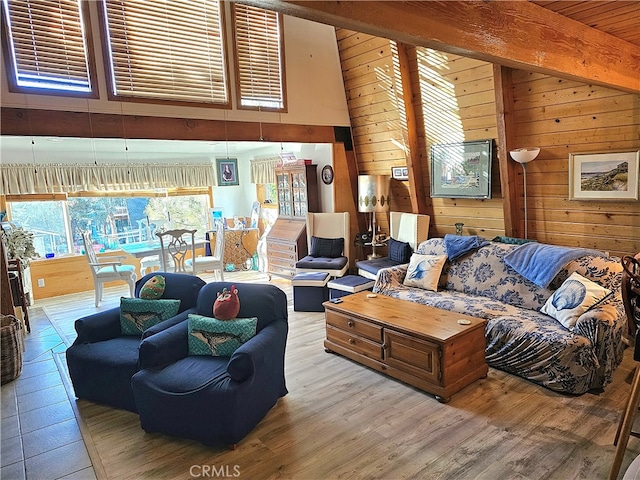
[[243, 0, 640, 93], [532, 1, 640, 47]]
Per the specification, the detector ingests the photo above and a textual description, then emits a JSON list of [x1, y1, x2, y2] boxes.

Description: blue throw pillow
[[310, 236, 344, 258], [120, 297, 181, 335], [188, 314, 258, 357], [388, 237, 412, 263]]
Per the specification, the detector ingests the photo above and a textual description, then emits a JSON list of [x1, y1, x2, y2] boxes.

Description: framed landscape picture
[[430, 139, 493, 198], [216, 158, 239, 186], [569, 150, 639, 201]]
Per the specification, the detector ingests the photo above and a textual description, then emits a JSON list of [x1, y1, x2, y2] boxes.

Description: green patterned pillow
[[120, 297, 181, 335], [188, 314, 257, 357]]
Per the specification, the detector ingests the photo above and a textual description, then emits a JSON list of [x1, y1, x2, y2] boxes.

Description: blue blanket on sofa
[[444, 234, 489, 261], [504, 242, 606, 288]]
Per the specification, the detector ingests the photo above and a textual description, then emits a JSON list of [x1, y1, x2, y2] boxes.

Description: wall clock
[[321, 165, 334, 185]]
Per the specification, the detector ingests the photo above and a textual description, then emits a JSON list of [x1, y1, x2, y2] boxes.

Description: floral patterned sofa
[[373, 237, 626, 394]]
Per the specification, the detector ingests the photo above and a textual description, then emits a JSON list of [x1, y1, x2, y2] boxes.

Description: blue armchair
[[65, 272, 206, 412], [131, 282, 288, 447]]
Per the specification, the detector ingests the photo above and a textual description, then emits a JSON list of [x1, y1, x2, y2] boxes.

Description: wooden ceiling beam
[[246, 0, 640, 93]]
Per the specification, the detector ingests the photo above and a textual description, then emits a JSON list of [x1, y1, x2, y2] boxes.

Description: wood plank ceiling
[[532, 1, 640, 47], [245, 1, 640, 93]]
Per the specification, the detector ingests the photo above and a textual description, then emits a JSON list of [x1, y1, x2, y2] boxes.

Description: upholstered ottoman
[[327, 275, 375, 300], [292, 272, 330, 312]]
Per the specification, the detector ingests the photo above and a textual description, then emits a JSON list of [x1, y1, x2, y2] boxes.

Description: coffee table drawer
[[326, 325, 382, 360], [326, 311, 382, 342], [384, 329, 441, 385]]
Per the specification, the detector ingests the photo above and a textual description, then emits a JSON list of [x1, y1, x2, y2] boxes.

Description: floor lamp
[[358, 174, 390, 259], [509, 147, 540, 239]]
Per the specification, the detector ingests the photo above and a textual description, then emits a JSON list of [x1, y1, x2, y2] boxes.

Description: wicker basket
[[1, 314, 23, 385]]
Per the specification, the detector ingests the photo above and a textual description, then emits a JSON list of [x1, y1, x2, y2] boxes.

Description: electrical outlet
[[37, 278, 45, 287]]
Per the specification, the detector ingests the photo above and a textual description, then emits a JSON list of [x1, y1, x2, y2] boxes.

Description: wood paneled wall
[[337, 27, 640, 257], [411, 50, 504, 238], [512, 71, 640, 258], [336, 30, 407, 234]]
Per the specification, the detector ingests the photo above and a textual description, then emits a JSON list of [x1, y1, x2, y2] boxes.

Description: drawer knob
[[348, 338, 355, 344], [347, 321, 354, 328]]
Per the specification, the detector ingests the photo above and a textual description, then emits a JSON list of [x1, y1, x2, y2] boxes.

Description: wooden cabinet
[[275, 165, 318, 219], [266, 165, 319, 278], [324, 292, 488, 403], [266, 219, 308, 278]]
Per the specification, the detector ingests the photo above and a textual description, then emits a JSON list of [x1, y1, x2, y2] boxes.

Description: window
[[7, 191, 211, 257], [232, 4, 285, 111], [1, 0, 95, 94], [101, 0, 229, 105]]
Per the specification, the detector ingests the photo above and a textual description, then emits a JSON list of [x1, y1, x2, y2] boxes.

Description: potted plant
[[2, 224, 39, 268], [2, 224, 39, 305]]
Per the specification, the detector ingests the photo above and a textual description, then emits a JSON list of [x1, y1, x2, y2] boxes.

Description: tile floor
[[1, 309, 96, 480], [1, 271, 275, 479]]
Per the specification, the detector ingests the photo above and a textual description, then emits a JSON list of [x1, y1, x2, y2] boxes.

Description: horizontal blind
[[103, 0, 228, 104], [233, 4, 284, 110], [2, 0, 92, 92]]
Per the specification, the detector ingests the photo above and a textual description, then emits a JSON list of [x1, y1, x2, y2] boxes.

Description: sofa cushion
[[188, 314, 257, 357], [403, 254, 447, 291], [356, 257, 399, 277], [120, 298, 181, 335], [418, 238, 554, 311], [296, 255, 348, 270], [541, 272, 612, 329], [388, 237, 412, 263], [310, 236, 344, 258]]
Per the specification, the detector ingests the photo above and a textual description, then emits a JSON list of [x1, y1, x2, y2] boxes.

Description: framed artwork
[[569, 150, 639, 201], [391, 166, 409, 181], [430, 140, 493, 198], [216, 158, 239, 186], [321, 165, 334, 185]]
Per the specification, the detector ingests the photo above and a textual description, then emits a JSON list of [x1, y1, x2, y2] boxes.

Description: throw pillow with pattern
[[188, 314, 258, 357], [403, 254, 448, 291], [541, 272, 612, 329], [120, 297, 181, 335]]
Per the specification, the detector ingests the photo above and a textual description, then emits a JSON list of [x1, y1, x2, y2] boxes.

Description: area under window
[[1, 0, 94, 94]]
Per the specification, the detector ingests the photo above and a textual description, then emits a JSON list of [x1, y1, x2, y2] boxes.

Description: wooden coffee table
[[323, 292, 488, 403]]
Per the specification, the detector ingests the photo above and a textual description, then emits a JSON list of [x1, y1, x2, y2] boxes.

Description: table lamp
[[509, 147, 540, 239], [358, 174, 390, 259]]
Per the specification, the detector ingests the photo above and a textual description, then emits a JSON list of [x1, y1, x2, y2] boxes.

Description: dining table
[[118, 239, 207, 258]]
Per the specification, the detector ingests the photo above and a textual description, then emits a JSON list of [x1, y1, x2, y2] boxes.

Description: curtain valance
[[250, 156, 280, 184], [0, 163, 214, 195]]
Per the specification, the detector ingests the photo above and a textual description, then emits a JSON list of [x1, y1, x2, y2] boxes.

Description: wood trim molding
[[493, 64, 519, 238], [249, 0, 640, 94], [0, 107, 337, 144], [396, 43, 428, 215]]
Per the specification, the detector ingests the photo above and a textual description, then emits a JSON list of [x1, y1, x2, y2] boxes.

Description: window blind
[[233, 4, 285, 110], [2, 0, 92, 92], [102, 0, 228, 104]]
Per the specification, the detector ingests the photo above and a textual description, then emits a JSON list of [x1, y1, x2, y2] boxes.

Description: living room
[[1, 1, 639, 479]]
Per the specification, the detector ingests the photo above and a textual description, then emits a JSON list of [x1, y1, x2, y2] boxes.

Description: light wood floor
[[36, 271, 640, 480]]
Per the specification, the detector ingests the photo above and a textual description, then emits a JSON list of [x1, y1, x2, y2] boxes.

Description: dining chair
[[81, 231, 137, 307], [185, 221, 225, 280], [156, 229, 198, 274], [609, 253, 640, 480]]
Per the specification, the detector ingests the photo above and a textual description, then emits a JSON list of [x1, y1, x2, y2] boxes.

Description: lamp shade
[[358, 175, 390, 213], [510, 147, 540, 164]]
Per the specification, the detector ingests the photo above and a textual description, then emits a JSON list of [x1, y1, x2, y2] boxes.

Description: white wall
[[0, 5, 350, 127], [213, 143, 336, 218]]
